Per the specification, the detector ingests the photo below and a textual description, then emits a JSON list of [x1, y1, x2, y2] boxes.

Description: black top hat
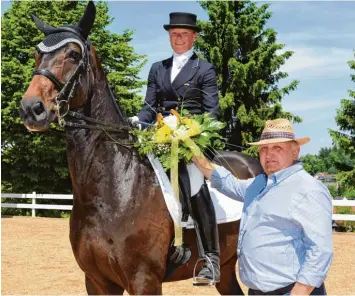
[[163, 12, 201, 32]]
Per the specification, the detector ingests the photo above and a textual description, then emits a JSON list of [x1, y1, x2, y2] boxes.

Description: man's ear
[[292, 142, 300, 160], [193, 32, 198, 42]]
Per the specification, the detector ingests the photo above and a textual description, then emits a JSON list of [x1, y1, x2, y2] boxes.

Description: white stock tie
[[176, 57, 187, 69], [172, 56, 188, 82]]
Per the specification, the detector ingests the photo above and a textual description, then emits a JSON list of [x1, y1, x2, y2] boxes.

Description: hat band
[[260, 131, 295, 141]]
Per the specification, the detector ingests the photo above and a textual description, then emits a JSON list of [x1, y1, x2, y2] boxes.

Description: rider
[[129, 12, 220, 283]]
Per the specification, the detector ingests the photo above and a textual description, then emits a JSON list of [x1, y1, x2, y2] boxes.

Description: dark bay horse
[[19, 2, 263, 294]]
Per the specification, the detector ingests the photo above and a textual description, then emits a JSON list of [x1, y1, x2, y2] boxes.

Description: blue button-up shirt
[[211, 162, 333, 292]]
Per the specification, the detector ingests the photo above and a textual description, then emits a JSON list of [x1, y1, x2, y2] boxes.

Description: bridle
[[32, 27, 131, 134]]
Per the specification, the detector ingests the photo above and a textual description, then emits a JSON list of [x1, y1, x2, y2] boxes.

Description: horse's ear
[[31, 13, 55, 36], [77, 1, 96, 39]]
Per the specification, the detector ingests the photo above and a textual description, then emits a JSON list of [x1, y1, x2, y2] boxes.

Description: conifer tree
[[330, 51, 355, 197], [195, 1, 301, 154], [1, 1, 146, 193]]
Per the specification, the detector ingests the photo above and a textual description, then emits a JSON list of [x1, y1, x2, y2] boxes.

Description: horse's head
[[20, 1, 96, 131]]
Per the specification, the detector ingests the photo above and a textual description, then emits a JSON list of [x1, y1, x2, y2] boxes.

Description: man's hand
[[290, 282, 315, 295], [192, 155, 216, 180], [128, 116, 142, 130]]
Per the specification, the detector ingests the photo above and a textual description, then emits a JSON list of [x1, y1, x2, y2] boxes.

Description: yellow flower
[[174, 118, 201, 140], [155, 125, 173, 143], [182, 118, 201, 137]]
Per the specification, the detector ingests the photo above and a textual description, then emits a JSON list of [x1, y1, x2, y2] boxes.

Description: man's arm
[[290, 282, 315, 295], [138, 64, 158, 125], [192, 155, 251, 202], [201, 65, 219, 119], [290, 189, 333, 294]]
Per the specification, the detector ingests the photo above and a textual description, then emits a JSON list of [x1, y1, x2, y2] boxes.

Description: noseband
[[32, 28, 130, 134]]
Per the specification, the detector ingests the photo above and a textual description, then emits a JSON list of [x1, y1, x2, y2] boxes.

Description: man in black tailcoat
[[129, 12, 221, 285]]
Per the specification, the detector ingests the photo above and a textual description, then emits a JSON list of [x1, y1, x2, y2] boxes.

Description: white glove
[[128, 116, 142, 130]]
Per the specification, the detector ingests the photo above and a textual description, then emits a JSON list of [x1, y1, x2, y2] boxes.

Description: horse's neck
[[65, 80, 131, 196], [89, 79, 126, 125]]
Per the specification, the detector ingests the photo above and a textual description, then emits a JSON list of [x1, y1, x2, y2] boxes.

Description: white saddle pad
[[147, 153, 243, 229]]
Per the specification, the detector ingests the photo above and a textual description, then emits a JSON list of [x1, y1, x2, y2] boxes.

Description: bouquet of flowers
[[130, 110, 226, 171]]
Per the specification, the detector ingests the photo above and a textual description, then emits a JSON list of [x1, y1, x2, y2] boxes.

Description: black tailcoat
[[138, 53, 219, 126]]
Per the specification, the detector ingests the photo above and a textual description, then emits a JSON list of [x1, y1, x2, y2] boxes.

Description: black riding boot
[[190, 184, 220, 284]]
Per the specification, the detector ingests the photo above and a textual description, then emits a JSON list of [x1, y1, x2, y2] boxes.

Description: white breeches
[[186, 163, 205, 196]]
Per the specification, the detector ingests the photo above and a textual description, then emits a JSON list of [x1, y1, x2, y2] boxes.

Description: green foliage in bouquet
[[130, 112, 226, 171]]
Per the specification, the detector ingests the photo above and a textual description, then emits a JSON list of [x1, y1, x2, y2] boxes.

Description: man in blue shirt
[[192, 118, 333, 295]]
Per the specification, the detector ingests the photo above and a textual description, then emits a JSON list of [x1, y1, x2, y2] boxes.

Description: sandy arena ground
[[1, 217, 355, 295]]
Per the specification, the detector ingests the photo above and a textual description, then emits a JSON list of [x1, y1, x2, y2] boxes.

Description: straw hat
[[248, 118, 310, 146]]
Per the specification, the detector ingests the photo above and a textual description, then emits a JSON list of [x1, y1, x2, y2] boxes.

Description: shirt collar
[[268, 161, 304, 184], [173, 49, 194, 61]]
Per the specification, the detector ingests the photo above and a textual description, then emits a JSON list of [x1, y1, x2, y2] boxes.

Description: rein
[[64, 110, 131, 133], [32, 28, 131, 134]]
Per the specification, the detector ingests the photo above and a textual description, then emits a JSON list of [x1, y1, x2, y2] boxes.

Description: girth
[[167, 162, 191, 222]]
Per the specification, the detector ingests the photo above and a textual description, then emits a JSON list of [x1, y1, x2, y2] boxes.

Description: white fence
[[332, 199, 355, 221], [1, 193, 72, 217], [1, 193, 355, 221]]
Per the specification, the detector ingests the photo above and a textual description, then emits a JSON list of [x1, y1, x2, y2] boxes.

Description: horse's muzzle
[[19, 97, 55, 131]]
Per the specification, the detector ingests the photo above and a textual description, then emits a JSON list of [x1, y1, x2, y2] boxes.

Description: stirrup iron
[[192, 256, 219, 286]]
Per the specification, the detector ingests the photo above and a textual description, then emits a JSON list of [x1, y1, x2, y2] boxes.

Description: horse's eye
[[68, 50, 81, 61]]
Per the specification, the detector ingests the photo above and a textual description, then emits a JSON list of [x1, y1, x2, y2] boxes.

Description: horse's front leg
[[125, 266, 163, 295], [85, 274, 124, 295], [216, 254, 244, 295]]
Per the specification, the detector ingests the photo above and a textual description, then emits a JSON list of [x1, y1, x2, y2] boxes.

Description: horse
[[19, 2, 263, 294]]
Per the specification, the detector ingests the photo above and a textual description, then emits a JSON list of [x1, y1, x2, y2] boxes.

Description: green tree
[[1, 1, 146, 194], [300, 147, 341, 176], [329, 51, 355, 199], [299, 154, 326, 176], [300, 145, 355, 199], [318, 147, 337, 174], [195, 1, 301, 155]]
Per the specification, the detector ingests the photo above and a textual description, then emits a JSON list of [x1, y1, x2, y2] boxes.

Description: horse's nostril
[[32, 101, 45, 116]]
